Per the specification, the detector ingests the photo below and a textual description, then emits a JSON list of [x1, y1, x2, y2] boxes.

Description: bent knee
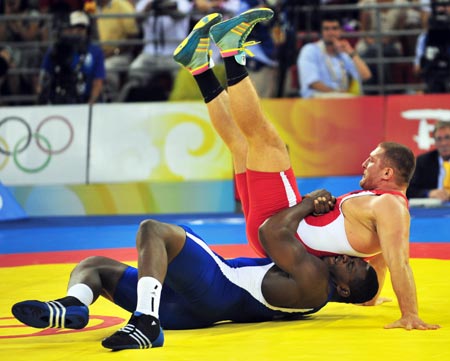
[[74, 256, 112, 272]]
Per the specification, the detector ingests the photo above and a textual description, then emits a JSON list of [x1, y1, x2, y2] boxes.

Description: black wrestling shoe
[[12, 297, 89, 329], [101, 313, 164, 351]]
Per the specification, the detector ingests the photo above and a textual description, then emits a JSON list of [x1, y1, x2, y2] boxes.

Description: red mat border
[[1, 243, 449, 268]]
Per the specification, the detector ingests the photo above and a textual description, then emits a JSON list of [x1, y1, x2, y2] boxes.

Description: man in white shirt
[[297, 13, 371, 98], [118, 0, 192, 101]]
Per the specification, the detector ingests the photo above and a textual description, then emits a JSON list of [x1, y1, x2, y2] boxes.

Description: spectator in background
[[413, 1, 450, 93], [190, 0, 240, 67], [418, 0, 431, 27], [355, 0, 408, 93], [95, 0, 140, 102], [297, 13, 371, 98], [38, 10, 106, 104], [0, 46, 15, 105], [240, 0, 280, 98], [190, 0, 240, 27], [356, 0, 408, 55], [117, 0, 192, 102], [0, 0, 47, 103], [407, 121, 450, 202], [169, 0, 239, 101], [0, 46, 13, 83]]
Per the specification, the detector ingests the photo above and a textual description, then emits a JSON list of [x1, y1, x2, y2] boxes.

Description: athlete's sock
[[67, 283, 94, 307], [193, 69, 224, 103], [51, 296, 85, 308], [224, 57, 248, 86], [135, 277, 162, 318]]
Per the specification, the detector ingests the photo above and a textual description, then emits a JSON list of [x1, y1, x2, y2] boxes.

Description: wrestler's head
[[360, 142, 415, 190], [323, 255, 378, 304]]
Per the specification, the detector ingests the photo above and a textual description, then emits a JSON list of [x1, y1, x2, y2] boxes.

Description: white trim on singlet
[[186, 231, 316, 314], [298, 191, 380, 258], [280, 171, 298, 207]]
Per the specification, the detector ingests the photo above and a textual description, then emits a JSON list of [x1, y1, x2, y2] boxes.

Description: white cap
[[70, 11, 90, 27]]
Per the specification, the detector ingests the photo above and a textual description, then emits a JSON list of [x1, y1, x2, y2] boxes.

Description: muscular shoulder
[[370, 193, 409, 217]]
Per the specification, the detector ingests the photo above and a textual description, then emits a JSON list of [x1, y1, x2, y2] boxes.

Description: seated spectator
[[356, 0, 408, 55], [0, 0, 47, 103], [418, 0, 431, 28], [0, 46, 14, 105], [296, 12, 372, 98], [37, 10, 106, 104], [355, 0, 408, 93], [413, 1, 450, 93], [117, 0, 192, 102], [95, 0, 141, 102], [240, 0, 280, 98], [0, 46, 13, 82], [190, 0, 240, 26], [169, 0, 239, 101], [407, 121, 450, 202]]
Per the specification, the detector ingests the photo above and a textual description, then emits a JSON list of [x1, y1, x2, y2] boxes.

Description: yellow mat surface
[[1, 259, 448, 361]]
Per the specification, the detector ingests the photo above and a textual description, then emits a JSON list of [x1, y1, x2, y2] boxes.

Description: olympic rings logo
[[0, 115, 74, 173]]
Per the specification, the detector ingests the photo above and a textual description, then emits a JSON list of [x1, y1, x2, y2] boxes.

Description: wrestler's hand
[[305, 189, 336, 215], [384, 315, 440, 330]]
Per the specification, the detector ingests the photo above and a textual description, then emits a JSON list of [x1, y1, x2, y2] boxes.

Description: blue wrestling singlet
[[113, 225, 327, 329]]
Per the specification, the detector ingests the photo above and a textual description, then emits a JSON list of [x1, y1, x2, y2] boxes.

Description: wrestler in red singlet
[[236, 168, 408, 258]]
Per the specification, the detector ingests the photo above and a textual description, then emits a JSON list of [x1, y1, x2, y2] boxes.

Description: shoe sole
[[210, 8, 274, 44], [173, 13, 223, 64], [12, 300, 89, 329]]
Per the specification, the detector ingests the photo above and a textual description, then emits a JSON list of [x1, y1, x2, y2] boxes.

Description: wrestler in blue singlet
[[113, 225, 328, 329]]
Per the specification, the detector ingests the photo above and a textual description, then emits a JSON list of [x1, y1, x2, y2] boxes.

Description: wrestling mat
[[0, 213, 449, 361]]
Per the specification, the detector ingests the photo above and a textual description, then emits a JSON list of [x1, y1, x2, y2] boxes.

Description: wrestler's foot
[[11, 297, 89, 329], [173, 13, 223, 75], [101, 312, 164, 351], [209, 8, 274, 65]]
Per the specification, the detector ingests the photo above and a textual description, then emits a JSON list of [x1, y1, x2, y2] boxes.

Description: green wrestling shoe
[[209, 8, 274, 65], [173, 13, 223, 75]]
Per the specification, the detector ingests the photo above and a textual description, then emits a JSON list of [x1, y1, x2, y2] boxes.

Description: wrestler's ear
[[383, 167, 394, 179], [337, 285, 351, 298]]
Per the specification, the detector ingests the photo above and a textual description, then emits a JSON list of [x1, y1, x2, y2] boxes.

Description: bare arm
[[335, 39, 372, 81], [363, 253, 390, 305], [351, 53, 372, 81], [372, 195, 439, 330], [259, 191, 335, 275]]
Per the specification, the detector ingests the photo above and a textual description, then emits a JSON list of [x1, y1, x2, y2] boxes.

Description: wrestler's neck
[[362, 179, 407, 194], [372, 185, 406, 194]]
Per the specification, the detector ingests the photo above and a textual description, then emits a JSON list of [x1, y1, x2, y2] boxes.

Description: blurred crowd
[[1, 0, 449, 105]]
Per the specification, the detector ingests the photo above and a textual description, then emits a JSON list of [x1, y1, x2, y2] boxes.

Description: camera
[[39, 30, 88, 104], [420, 0, 450, 92], [153, 0, 177, 15]]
